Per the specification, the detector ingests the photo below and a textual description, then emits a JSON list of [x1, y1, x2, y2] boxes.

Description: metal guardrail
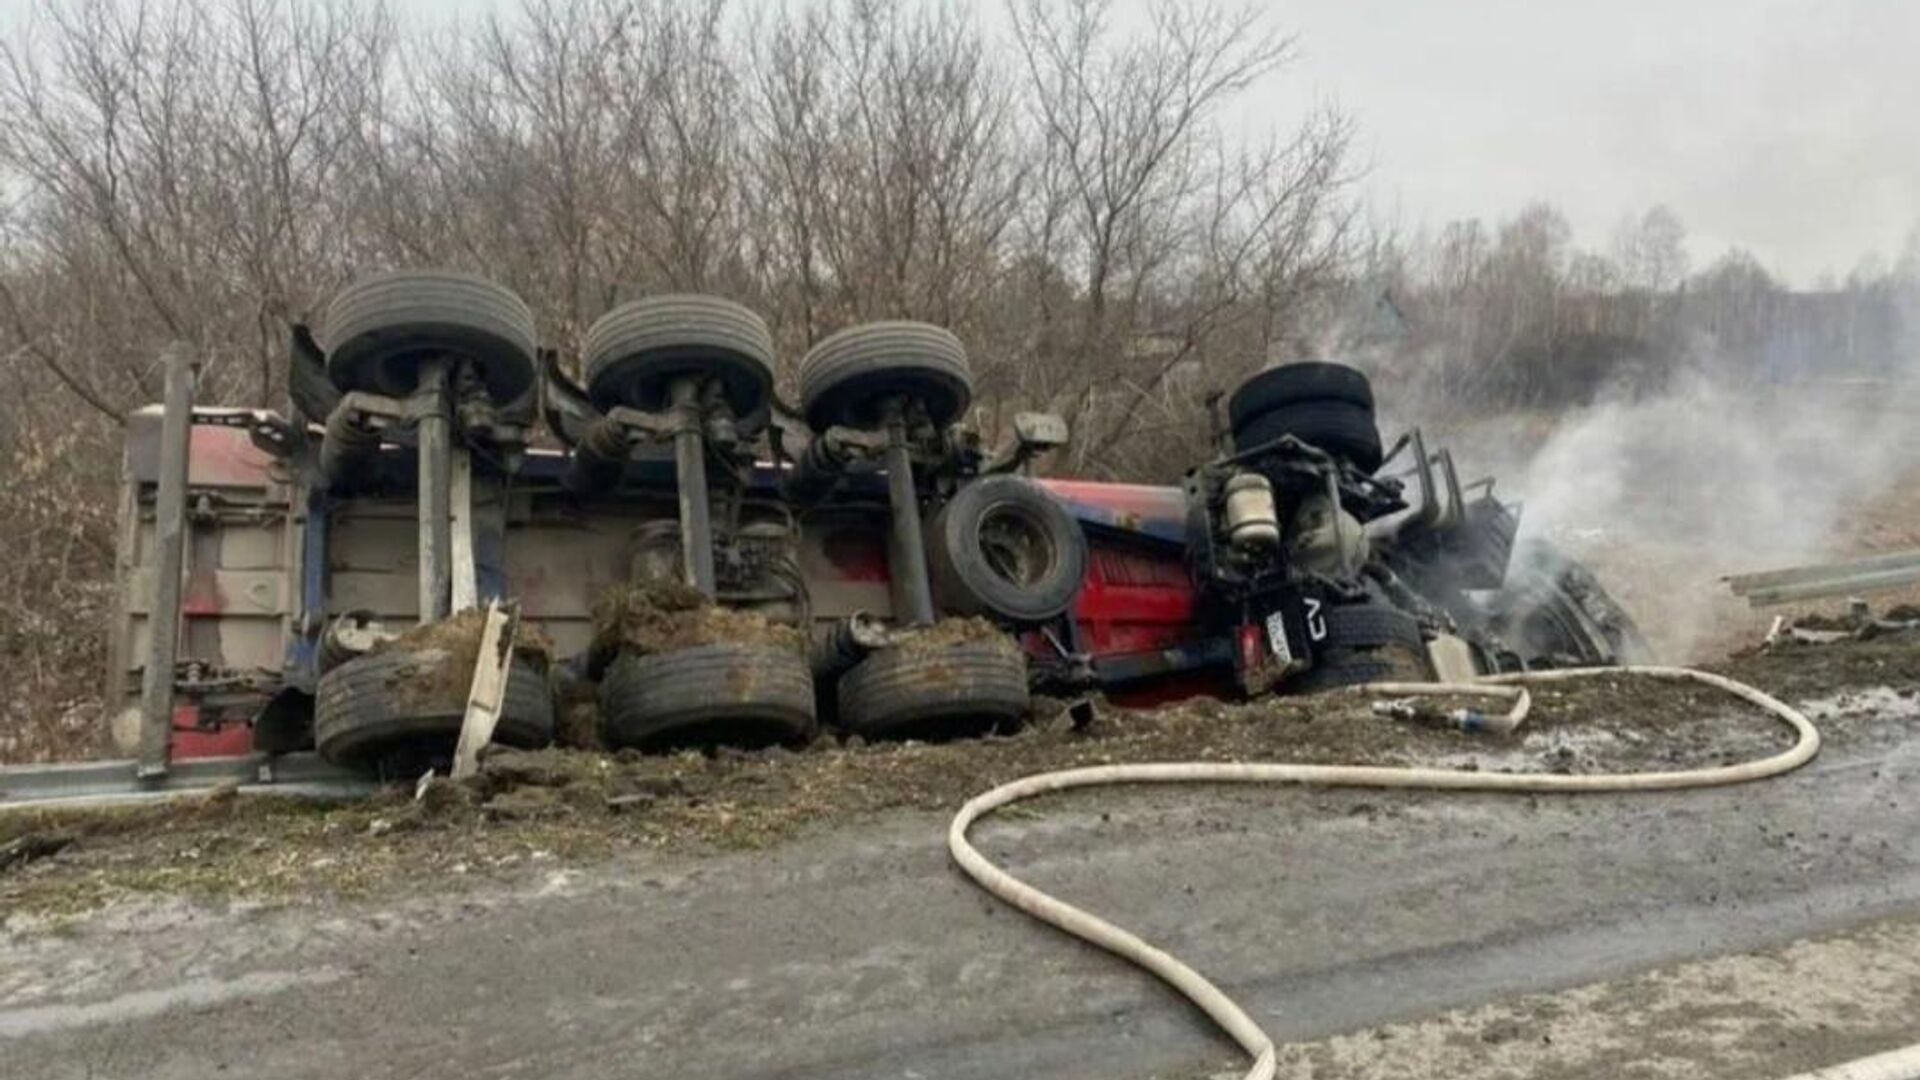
[[1725, 548, 1920, 607], [0, 753, 378, 810]]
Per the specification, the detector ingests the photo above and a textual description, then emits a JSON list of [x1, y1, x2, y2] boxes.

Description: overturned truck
[[106, 270, 1649, 774]]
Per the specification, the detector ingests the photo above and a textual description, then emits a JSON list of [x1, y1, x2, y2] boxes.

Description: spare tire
[[583, 294, 775, 429], [322, 269, 538, 404], [315, 646, 553, 770], [1233, 400, 1384, 471], [837, 640, 1029, 740], [1227, 362, 1374, 430], [599, 643, 816, 751], [926, 476, 1088, 623], [799, 321, 973, 432]]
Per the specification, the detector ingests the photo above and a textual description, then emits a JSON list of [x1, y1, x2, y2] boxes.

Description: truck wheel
[[599, 644, 817, 750], [926, 476, 1088, 623], [798, 321, 973, 432], [314, 647, 554, 770], [1232, 401, 1384, 472], [838, 641, 1029, 740], [584, 295, 776, 432], [1227, 361, 1374, 430], [1317, 603, 1425, 650], [1293, 643, 1431, 694], [322, 269, 538, 404]]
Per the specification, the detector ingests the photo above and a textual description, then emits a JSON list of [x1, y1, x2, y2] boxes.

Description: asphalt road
[[5, 688, 1920, 1080]]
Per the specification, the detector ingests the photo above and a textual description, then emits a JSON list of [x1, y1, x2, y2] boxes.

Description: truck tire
[[1317, 603, 1425, 650], [583, 295, 775, 431], [1292, 643, 1431, 694], [1227, 361, 1374, 430], [315, 647, 554, 769], [599, 644, 816, 750], [1232, 401, 1384, 472], [322, 269, 538, 404], [838, 641, 1029, 740], [799, 321, 972, 432], [926, 476, 1088, 623]]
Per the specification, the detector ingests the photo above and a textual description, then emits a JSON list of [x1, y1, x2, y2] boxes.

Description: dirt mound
[[592, 579, 804, 657], [6, 633, 1916, 922], [890, 616, 1019, 656], [368, 608, 553, 710], [551, 672, 605, 751]]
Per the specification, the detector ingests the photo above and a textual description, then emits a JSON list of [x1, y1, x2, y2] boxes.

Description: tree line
[[1357, 204, 1920, 411], [0, 0, 1913, 759], [0, 0, 1356, 758]]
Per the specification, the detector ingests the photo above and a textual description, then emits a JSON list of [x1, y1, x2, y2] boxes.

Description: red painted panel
[[1069, 538, 1200, 656], [1040, 479, 1187, 521], [169, 703, 254, 759]]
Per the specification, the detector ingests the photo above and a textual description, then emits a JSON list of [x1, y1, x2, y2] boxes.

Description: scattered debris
[[2, 635, 1916, 922], [1, 832, 73, 874], [1760, 601, 1920, 649]]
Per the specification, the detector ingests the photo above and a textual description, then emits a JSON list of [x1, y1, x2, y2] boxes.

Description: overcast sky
[[4, 0, 1912, 285], [1265, 0, 1920, 285], [381, 0, 1920, 285]]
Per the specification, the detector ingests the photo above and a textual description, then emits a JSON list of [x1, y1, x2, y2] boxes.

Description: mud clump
[[472, 746, 619, 793], [1, 832, 74, 874], [889, 616, 1020, 657], [370, 609, 553, 710], [592, 579, 804, 660], [466, 746, 710, 820], [551, 675, 606, 752]]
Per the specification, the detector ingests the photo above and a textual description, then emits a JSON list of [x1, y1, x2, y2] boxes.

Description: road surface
[[4, 685, 1920, 1079]]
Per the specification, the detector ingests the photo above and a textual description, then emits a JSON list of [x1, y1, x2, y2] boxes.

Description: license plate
[[1265, 610, 1293, 664]]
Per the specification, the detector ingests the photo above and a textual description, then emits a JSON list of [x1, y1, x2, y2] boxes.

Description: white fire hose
[[947, 665, 1916, 1080]]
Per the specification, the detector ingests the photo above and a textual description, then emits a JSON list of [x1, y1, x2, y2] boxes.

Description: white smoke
[[1499, 371, 1920, 660]]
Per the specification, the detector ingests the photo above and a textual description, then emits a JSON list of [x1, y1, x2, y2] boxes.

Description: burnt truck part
[[1189, 360, 1649, 698], [103, 271, 1648, 773]]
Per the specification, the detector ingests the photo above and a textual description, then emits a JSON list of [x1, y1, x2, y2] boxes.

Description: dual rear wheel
[[1227, 361, 1384, 473], [312, 281, 1050, 763]]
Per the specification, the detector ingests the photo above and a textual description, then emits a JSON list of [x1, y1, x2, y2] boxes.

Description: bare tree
[[1612, 204, 1691, 294], [0, 0, 1362, 756], [1004, 0, 1353, 474], [746, 0, 1022, 362]]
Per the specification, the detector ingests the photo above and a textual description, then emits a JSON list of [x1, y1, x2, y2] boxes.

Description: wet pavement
[[4, 678, 1919, 1079]]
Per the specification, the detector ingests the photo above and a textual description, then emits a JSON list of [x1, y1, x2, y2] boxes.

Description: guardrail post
[[137, 342, 196, 779]]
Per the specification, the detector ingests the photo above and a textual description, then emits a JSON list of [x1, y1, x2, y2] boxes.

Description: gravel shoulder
[[1260, 913, 1920, 1080]]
